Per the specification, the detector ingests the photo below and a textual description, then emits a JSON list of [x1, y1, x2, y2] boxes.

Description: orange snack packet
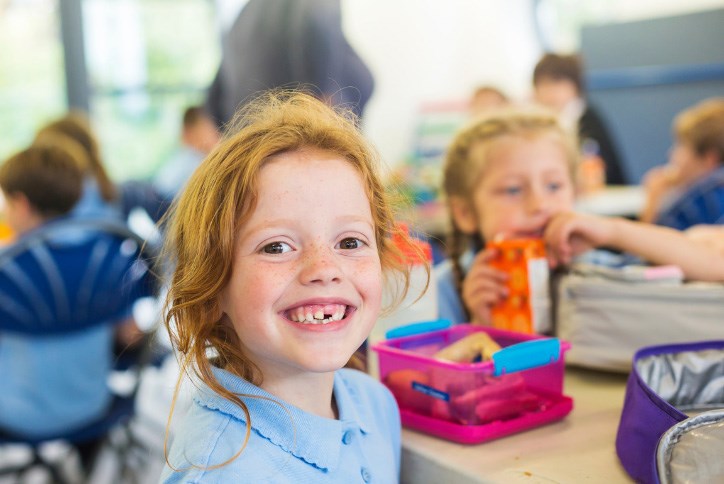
[[486, 238, 550, 334]]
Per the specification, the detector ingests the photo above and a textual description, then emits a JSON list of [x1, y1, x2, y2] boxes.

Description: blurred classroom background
[[2, 0, 723, 186], [1, 0, 724, 483]]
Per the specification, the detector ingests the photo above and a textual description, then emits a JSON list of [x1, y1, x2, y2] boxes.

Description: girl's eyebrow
[[541, 167, 570, 176], [243, 218, 297, 235], [244, 215, 375, 237]]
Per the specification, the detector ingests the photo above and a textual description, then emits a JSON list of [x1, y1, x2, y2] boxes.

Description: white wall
[[342, 0, 541, 169]]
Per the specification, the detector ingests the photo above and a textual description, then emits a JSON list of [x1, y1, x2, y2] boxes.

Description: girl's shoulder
[[161, 393, 294, 483]]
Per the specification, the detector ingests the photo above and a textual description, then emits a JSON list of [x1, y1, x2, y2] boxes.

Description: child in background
[[437, 109, 724, 326], [35, 111, 122, 220], [153, 105, 220, 198], [437, 109, 577, 325], [0, 137, 85, 236], [36, 113, 153, 348], [0, 138, 102, 457], [469, 85, 509, 117], [532, 53, 626, 187], [640, 98, 724, 229], [38, 110, 173, 224], [160, 91, 415, 482]]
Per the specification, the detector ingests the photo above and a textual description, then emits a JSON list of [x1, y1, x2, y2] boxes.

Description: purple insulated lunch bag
[[615, 340, 724, 483]]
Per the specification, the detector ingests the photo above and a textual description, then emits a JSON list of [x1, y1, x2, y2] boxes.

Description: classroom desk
[[574, 185, 644, 218], [400, 367, 633, 484]]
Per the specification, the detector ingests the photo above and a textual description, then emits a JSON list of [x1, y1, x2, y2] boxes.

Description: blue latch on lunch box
[[492, 338, 561, 376], [384, 319, 452, 339]]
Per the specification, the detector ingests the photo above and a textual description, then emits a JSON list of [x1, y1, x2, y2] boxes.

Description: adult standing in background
[[533, 53, 627, 186], [205, 0, 375, 129]]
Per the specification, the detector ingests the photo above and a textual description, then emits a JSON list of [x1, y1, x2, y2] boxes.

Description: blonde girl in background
[[160, 91, 418, 482], [437, 110, 578, 325], [437, 109, 724, 326]]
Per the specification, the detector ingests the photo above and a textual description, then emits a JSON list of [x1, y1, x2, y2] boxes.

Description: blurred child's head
[[443, 109, 578, 255], [181, 105, 220, 154], [470, 86, 508, 116], [0, 137, 86, 234], [669, 98, 724, 185], [533, 53, 584, 113], [164, 90, 412, 390], [35, 110, 117, 202]]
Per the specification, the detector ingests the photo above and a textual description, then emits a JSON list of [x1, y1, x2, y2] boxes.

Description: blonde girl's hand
[[461, 248, 509, 325], [544, 211, 616, 267]]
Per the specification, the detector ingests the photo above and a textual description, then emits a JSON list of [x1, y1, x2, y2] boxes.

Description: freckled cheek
[[232, 264, 292, 297], [352, 261, 383, 305]]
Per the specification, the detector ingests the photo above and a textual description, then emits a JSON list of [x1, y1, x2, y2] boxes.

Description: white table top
[[574, 185, 644, 218], [400, 367, 633, 484]]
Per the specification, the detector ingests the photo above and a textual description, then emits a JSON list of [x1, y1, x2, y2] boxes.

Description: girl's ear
[[449, 196, 478, 234], [702, 148, 720, 171]]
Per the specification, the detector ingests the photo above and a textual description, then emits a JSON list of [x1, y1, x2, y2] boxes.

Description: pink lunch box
[[372, 324, 573, 444]]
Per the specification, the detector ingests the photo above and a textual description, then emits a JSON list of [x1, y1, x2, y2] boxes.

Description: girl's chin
[[299, 354, 358, 374]]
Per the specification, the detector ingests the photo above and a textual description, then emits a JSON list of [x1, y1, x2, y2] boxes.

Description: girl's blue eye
[[503, 186, 522, 196], [547, 182, 563, 192], [338, 237, 364, 250], [262, 241, 292, 254]]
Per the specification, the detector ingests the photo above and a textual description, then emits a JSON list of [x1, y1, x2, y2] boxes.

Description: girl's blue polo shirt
[[161, 367, 401, 483]]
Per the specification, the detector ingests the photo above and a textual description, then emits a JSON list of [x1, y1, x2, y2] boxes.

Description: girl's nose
[[526, 188, 547, 214], [299, 245, 343, 285]]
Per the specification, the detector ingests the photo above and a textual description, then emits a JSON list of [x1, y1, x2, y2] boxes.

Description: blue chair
[[0, 217, 159, 483]]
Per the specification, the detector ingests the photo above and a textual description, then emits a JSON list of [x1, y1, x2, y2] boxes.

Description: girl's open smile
[[284, 302, 353, 324]]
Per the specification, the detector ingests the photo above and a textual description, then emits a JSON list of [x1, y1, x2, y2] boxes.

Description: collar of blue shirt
[[195, 367, 371, 472]]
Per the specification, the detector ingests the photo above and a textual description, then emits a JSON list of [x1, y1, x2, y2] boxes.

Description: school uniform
[[72, 177, 122, 221], [161, 366, 401, 483], [435, 251, 473, 325], [0, 326, 114, 438], [0, 219, 115, 438], [655, 166, 724, 230]]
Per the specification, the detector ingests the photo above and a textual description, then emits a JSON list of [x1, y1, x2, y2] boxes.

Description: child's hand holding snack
[[461, 248, 509, 325]]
